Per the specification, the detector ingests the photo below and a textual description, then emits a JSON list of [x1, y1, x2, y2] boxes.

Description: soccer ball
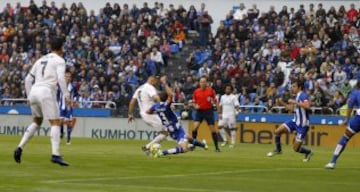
[[150, 143, 161, 154], [181, 111, 189, 119]]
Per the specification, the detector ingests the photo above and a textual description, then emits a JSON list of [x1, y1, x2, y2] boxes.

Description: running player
[[325, 81, 360, 169], [267, 80, 314, 162], [14, 37, 70, 166], [58, 70, 75, 144]]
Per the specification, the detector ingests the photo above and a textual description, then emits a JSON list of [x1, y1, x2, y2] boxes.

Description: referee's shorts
[[194, 109, 215, 125]]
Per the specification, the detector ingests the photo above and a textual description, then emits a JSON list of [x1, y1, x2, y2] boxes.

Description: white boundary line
[[45, 167, 323, 184]]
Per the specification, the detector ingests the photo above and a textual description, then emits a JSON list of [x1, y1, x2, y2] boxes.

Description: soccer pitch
[[0, 135, 358, 192]]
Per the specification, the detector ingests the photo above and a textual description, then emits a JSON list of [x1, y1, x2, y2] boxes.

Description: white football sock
[[146, 133, 166, 149], [50, 125, 61, 156], [18, 122, 38, 148], [230, 130, 236, 145], [166, 148, 177, 154], [219, 128, 227, 142]]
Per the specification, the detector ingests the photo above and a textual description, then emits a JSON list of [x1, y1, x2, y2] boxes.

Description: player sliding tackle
[[146, 76, 208, 157]]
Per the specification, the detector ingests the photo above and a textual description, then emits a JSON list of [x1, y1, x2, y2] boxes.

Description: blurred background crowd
[[0, 0, 359, 116]]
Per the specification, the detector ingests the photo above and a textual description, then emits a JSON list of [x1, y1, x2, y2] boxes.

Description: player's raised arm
[[160, 76, 173, 104]]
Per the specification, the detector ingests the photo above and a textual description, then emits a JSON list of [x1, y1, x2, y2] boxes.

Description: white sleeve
[[24, 73, 34, 97], [233, 95, 240, 107], [57, 60, 69, 98], [132, 88, 139, 99], [24, 63, 37, 97], [148, 86, 157, 98], [219, 96, 223, 106]]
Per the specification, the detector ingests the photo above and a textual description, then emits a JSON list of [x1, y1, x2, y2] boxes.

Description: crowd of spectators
[[180, 2, 360, 115], [0, 1, 360, 116], [0, 0, 199, 109]]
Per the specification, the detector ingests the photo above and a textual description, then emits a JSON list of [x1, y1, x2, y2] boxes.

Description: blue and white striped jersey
[[57, 83, 75, 111], [150, 102, 181, 133], [293, 91, 310, 127]]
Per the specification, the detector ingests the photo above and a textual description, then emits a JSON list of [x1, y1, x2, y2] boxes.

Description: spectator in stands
[[346, 4, 359, 22], [198, 11, 213, 46], [339, 79, 352, 98], [78, 91, 92, 108], [250, 96, 265, 113], [126, 71, 139, 91], [172, 27, 186, 51], [150, 46, 164, 69], [333, 66, 347, 86], [233, 3, 246, 21], [144, 52, 157, 77]]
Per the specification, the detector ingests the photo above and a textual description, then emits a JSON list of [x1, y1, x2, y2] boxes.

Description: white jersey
[[219, 94, 240, 117], [132, 83, 158, 115], [26, 53, 69, 98]]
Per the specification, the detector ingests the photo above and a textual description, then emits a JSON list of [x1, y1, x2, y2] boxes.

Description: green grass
[[0, 135, 359, 192]]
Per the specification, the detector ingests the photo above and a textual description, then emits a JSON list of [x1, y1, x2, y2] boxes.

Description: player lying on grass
[[146, 76, 208, 157]]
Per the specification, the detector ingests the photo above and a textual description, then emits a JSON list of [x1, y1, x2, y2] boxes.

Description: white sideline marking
[[53, 183, 241, 192], [45, 167, 322, 184]]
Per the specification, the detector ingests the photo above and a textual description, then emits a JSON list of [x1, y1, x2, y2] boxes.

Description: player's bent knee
[[274, 126, 287, 135], [293, 144, 301, 152], [49, 119, 61, 126], [33, 117, 43, 126], [159, 130, 168, 136]]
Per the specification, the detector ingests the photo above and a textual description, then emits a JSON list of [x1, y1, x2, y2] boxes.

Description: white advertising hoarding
[[0, 115, 189, 140]]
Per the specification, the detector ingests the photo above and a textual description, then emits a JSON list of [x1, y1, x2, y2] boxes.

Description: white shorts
[[140, 112, 166, 132], [218, 116, 236, 128], [29, 86, 59, 120]]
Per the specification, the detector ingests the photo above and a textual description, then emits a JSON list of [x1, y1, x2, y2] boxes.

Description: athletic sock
[[60, 124, 64, 139], [163, 146, 184, 155], [50, 125, 61, 156], [18, 123, 38, 148], [230, 129, 236, 145], [145, 133, 166, 149], [66, 126, 73, 143], [190, 138, 205, 148], [299, 147, 311, 154], [331, 135, 350, 163], [192, 130, 198, 139], [211, 132, 219, 150], [275, 135, 281, 152], [219, 128, 227, 142]]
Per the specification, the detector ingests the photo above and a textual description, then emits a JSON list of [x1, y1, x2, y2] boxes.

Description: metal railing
[[0, 98, 28, 106], [0, 98, 117, 109], [269, 106, 335, 114], [239, 105, 269, 113], [76, 100, 117, 109], [0, 98, 342, 115], [335, 108, 357, 115]]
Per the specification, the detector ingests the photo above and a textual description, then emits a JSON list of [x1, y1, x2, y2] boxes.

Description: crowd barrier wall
[[1, 108, 359, 147]]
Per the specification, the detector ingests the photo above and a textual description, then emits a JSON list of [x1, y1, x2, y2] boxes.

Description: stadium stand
[[0, 1, 359, 116]]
